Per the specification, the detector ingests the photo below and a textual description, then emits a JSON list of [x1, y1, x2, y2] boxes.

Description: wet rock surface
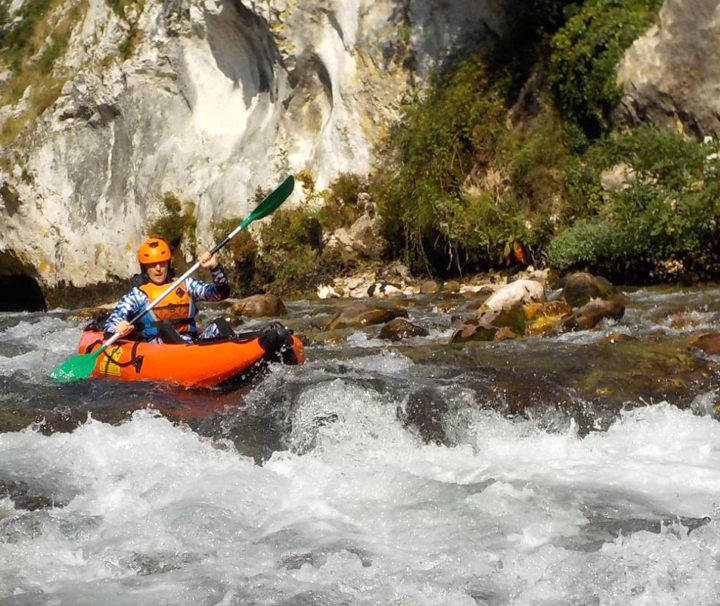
[[378, 318, 429, 342], [689, 332, 720, 355], [324, 304, 408, 331], [231, 294, 287, 318]]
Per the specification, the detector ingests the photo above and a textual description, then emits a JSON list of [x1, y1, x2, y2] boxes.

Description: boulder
[[231, 294, 287, 318], [689, 332, 720, 355], [324, 304, 408, 331], [476, 279, 545, 324], [524, 299, 573, 336], [379, 318, 429, 341], [420, 280, 440, 295], [450, 322, 497, 343], [562, 298, 626, 331], [493, 326, 521, 341], [562, 272, 627, 308], [367, 282, 403, 298], [316, 284, 341, 299], [487, 307, 527, 335]]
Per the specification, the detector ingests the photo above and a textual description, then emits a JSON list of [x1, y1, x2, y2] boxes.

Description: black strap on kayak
[[84, 339, 144, 373]]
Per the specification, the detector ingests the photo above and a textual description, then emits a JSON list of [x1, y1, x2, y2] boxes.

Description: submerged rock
[[601, 332, 637, 344], [563, 298, 626, 331], [689, 332, 720, 355], [324, 304, 408, 331], [379, 318, 429, 342], [562, 272, 627, 308]]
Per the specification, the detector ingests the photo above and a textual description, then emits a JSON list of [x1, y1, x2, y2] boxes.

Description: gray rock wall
[[617, 0, 720, 138], [0, 0, 509, 289]]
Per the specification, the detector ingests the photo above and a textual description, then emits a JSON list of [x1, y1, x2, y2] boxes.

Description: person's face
[[144, 261, 169, 285]]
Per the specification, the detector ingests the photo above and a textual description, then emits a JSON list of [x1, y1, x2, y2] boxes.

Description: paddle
[[50, 175, 295, 382]]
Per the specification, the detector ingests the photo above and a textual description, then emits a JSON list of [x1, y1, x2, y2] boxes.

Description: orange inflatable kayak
[[77, 323, 305, 390]]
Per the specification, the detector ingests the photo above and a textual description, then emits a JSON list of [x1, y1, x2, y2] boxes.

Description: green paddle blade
[[245, 175, 295, 223], [50, 349, 103, 382]]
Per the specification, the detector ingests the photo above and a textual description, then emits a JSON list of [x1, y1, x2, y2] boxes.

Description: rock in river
[[325, 304, 408, 331], [379, 318, 429, 342], [231, 294, 287, 318]]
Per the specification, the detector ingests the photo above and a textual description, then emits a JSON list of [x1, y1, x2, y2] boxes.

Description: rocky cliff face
[[1, 0, 717, 301], [616, 0, 720, 139], [0, 0, 510, 293]]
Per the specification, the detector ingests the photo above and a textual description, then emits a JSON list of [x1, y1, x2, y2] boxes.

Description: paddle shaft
[[209, 216, 251, 257]]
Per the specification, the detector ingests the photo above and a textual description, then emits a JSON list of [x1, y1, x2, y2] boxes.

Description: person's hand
[[198, 250, 218, 270], [114, 320, 134, 338]]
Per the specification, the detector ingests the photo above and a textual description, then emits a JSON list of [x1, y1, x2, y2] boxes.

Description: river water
[[1, 285, 720, 605]]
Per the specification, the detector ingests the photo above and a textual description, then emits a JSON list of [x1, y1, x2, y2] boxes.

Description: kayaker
[[104, 237, 233, 343]]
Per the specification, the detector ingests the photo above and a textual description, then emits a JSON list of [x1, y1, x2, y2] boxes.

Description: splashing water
[[0, 289, 720, 604]]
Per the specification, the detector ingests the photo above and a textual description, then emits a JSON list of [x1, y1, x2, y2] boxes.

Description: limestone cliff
[[617, 0, 720, 139], [1, 0, 717, 301], [0, 0, 509, 292]]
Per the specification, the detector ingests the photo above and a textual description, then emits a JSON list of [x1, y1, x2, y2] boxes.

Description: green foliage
[[211, 182, 374, 295], [295, 169, 315, 193], [374, 43, 576, 274], [316, 173, 365, 232], [147, 193, 196, 269], [374, 51, 509, 272], [0, 0, 54, 71], [547, 127, 720, 280], [546, 219, 617, 271], [0, 0, 10, 26], [35, 30, 71, 74], [548, 0, 662, 141], [211, 221, 259, 294], [0, 0, 82, 145], [249, 208, 319, 294]]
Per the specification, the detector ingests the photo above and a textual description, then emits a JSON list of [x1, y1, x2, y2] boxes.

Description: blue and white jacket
[[104, 266, 230, 342]]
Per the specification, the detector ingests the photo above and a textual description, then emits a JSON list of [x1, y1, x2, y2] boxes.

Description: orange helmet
[[137, 237, 172, 265]]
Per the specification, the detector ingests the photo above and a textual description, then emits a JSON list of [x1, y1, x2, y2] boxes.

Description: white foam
[[2, 343, 720, 603]]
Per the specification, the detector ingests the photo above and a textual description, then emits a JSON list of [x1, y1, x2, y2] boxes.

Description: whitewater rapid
[[2, 390, 720, 603], [1, 293, 720, 604]]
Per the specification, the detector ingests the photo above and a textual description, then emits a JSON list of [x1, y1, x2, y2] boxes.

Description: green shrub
[[317, 173, 365, 232], [210, 222, 260, 295], [546, 219, 617, 271], [35, 29, 71, 74], [548, 126, 720, 280], [374, 51, 508, 272], [548, 0, 663, 141], [147, 193, 196, 269], [1, 0, 54, 71]]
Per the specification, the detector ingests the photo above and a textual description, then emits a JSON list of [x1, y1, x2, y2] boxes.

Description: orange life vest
[[139, 279, 195, 334]]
